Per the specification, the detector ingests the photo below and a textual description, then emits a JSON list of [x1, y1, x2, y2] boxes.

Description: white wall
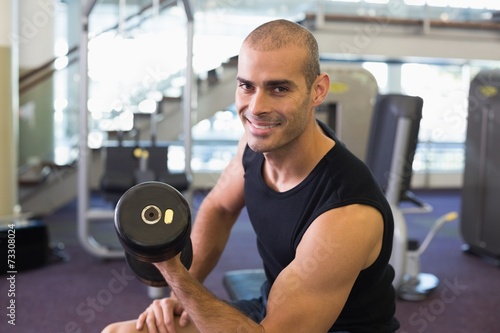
[[314, 19, 500, 63]]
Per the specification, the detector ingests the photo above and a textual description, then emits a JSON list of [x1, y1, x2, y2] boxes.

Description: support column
[[0, 0, 19, 217], [18, 0, 55, 166]]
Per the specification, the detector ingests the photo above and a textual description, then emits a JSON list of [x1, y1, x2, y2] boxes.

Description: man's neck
[[262, 122, 335, 192]]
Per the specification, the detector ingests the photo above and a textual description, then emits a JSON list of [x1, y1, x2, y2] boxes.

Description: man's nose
[[248, 90, 271, 115]]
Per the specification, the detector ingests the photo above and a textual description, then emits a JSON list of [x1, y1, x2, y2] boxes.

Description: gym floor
[[1, 189, 499, 332]]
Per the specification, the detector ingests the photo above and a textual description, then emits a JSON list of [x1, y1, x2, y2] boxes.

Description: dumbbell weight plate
[[125, 237, 193, 287], [115, 181, 191, 263], [115, 181, 192, 268]]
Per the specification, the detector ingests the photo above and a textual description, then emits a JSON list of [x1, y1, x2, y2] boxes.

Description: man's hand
[[136, 296, 191, 333]]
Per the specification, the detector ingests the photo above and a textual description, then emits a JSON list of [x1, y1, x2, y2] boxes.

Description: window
[[401, 63, 469, 144], [400, 63, 479, 172], [362, 62, 388, 93]]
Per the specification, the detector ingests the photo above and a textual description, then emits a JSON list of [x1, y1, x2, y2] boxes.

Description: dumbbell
[[114, 181, 193, 287]]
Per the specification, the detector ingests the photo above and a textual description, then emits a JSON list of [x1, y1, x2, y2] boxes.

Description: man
[[103, 19, 399, 333]]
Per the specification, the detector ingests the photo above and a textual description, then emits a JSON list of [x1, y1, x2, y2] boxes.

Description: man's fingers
[[159, 298, 178, 333], [135, 298, 185, 333], [136, 311, 147, 331], [149, 300, 169, 333], [145, 314, 160, 333], [179, 311, 191, 327]]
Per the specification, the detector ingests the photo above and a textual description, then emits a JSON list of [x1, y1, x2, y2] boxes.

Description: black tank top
[[242, 121, 399, 332]]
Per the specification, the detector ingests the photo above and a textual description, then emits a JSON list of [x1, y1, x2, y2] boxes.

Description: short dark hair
[[244, 19, 320, 89]]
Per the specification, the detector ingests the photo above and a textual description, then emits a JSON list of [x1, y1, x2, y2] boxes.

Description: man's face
[[235, 43, 314, 154]]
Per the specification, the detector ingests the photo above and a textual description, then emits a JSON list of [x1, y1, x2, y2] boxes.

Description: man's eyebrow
[[236, 76, 252, 85], [265, 79, 297, 88], [236, 77, 297, 89]]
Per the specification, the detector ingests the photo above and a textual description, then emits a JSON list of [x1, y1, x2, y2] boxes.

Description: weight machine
[[77, 0, 195, 260], [367, 94, 458, 301]]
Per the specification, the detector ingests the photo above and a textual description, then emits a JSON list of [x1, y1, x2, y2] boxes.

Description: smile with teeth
[[248, 118, 280, 130], [253, 123, 278, 129]]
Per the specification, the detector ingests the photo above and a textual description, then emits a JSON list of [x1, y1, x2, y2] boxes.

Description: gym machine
[[367, 94, 457, 301], [461, 69, 500, 263], [316, 65, 379, 161], [77, 0, 194, 260]]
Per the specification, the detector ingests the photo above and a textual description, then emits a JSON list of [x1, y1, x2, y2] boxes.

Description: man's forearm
[[158, 259, 264, 333], [188, 195, 240, 282]]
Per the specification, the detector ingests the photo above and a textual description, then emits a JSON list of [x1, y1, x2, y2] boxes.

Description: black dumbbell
[[114, 181, 193, 287]]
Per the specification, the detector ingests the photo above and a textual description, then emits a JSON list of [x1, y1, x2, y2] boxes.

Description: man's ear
[[312, 73, 330, 107]]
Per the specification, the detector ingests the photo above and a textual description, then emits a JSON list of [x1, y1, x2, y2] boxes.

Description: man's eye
[[239, 83, 253, 90], [274, 86, 288, 93]]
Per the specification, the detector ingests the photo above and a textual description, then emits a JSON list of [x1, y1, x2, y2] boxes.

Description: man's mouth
[[246, 116, 281, 130], [252, 122, 279, 130]]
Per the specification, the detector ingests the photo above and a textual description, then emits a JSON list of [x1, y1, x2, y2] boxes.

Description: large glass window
[[399, 63, 481, 172], [401, 63, 469, 144], [361, 61, 494, 173], [362, 62, 388, 93]]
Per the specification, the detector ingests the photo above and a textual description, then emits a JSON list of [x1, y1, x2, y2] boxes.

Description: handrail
[[19, 45, 78, 83], [19, 45, 79, 94]]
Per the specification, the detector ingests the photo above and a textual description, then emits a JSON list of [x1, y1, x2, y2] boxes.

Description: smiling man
[[102, 19, 399, 333]]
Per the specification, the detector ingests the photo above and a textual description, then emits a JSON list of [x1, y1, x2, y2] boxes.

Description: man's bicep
[[260, 205, 383, 333], [261, 257, 352, 333]]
